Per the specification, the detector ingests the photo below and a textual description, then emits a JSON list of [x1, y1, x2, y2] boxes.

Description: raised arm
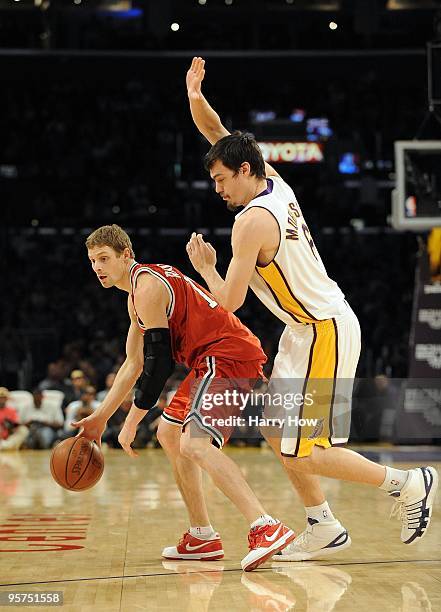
[[186, 57, 280, 178], [186, 57, 229, 146]]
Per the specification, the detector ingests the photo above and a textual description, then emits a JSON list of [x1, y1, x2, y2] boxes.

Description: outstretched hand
[[186, 57, 205, 100]]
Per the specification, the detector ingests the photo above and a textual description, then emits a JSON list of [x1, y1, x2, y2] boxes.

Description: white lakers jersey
[[235, 176, 346, 326]]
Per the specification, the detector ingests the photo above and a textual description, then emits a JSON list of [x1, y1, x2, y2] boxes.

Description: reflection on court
[[0, 448, 440, 611]]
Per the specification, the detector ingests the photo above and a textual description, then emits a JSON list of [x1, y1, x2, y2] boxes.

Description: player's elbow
[[207, 126, 226, 145], [126, 357, 144, 378], [222, 294, 245, 313]]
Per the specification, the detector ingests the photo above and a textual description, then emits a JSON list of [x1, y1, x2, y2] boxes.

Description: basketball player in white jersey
[[185, 57, 438, 560]]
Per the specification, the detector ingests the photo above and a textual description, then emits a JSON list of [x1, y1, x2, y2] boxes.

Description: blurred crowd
[[0, 369, 173, 452], [1, 229, 416, 387], [0, 226, 417, 451], [1, 50, 428, 450], [0, 370, 404, 452]]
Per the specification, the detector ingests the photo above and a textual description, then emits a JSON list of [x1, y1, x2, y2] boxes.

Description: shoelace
[[178, 531, 190, 546], [283, 524, 312, 553], [390, 500, 424, 529], [248, 525, 266, 550]]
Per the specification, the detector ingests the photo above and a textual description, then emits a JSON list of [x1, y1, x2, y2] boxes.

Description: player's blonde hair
[[85, 224, 135, 258]]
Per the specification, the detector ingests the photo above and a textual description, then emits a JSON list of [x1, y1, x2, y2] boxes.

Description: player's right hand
[[71, 413, 106, 448], [186, 56, 205, 99], [186, 232, 217, 273]]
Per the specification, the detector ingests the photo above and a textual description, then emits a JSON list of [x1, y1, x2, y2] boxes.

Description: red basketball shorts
[[161, 355, 265, 448]]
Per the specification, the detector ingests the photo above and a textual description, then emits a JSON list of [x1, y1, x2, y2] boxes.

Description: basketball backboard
[[391, 140, 441, 230]]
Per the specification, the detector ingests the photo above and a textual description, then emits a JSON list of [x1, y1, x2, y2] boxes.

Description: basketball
[[50, 436, 104, 491]]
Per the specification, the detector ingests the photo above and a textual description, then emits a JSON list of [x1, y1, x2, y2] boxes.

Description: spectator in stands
[[97, 371, 117, 402], [77, 360, 97, 388], [0, 387, 29, 451], [62, 369, 88, 411], [38, 362, 71, 396], [63, 385, 100, 434], [22, 389, 64, 449]]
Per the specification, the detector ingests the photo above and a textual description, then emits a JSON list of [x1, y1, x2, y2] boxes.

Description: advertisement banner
[[395, 251, 441, 442]]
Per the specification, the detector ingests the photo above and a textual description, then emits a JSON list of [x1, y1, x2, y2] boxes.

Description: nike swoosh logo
[[185, 542, 216, 552], [264, 524, 282, 542]]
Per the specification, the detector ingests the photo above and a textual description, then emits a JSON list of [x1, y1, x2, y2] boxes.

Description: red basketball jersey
[[129, 261, 266, 368]]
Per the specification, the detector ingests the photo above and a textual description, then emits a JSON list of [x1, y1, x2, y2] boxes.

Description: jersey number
[[302, 223, 318, 260], [184, 276, 218, 309]]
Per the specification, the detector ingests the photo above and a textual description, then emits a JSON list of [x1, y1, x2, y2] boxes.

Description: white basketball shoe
[[272, 518, 351, 562], [389, 466, 438, 545]]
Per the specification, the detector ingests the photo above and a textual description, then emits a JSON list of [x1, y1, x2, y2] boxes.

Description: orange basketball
[[50, 436, 104, 491]]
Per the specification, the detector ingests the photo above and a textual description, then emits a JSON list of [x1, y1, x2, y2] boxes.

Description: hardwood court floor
[[0, 447, 440, 611]]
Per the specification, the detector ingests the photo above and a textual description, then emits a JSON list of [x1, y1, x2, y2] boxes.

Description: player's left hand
[[118, 422, 139, 458], [186, 57, 205, 100], [186, 233, 217, 273]]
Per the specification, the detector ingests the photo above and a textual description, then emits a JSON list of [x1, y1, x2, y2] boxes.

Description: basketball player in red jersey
[[72, 224, 295, 572]]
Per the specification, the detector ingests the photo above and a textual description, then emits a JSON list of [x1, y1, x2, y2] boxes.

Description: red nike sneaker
[[241, 522, 295, 572], [162, 531, 224, 561]]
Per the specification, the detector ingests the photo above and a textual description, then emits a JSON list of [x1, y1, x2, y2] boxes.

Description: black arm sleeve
[[134, 328, 174, 411]]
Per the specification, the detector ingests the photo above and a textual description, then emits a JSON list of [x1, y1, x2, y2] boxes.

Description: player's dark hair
[[204, 131, 266, 179]]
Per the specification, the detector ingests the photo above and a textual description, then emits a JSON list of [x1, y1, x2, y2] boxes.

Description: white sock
[[379, 466, 409, 493], [251, 514, 278, 529], [189, 525, 216, 539], [305, 501, 335, 524]]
